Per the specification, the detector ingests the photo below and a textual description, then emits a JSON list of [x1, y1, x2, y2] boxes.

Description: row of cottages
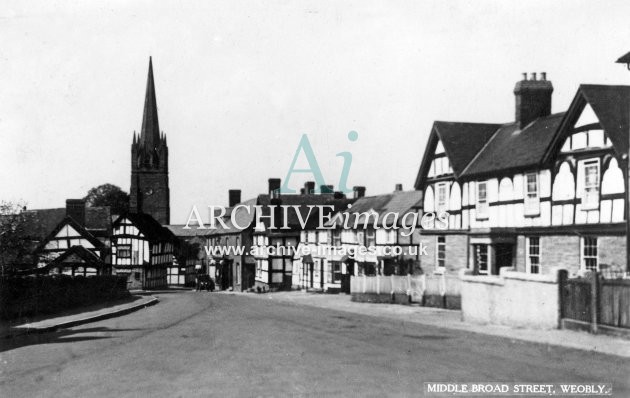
[[415, 72, 629, 277], [12, 199, 112, 276], [292, 185, 423, 293], [252, 179, 352, 291], [110, 213, 176, 289]]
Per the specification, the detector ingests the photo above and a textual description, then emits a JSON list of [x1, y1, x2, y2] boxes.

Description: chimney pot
[[531, 72, 537, 81], [541, 72, 546, 81], [522, 72, 527, 81], [395, 184, 403, 191], [353, 186, 366, 199]]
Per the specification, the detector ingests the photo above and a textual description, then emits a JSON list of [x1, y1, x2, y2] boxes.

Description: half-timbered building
[[415, 73, 629, 277], [314, 186, 423, 289], [111, 213, 175, 289], [8, 199, 111, 276], [252, 179, 349, 291]]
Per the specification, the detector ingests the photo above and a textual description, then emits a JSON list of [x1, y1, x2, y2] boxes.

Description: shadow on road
[[0, 327, 144, 353]]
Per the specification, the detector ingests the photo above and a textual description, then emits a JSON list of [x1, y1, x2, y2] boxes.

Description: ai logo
[[280, 131, 358, 194]]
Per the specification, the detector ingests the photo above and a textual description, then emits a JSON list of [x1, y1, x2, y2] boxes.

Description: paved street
[[1, 291, 629, 397]]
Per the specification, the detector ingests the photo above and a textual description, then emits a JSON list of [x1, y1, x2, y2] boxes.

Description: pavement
[[231, 290, 630, 359], [1, 295, 159, 339], [1, 290, 628, 397]]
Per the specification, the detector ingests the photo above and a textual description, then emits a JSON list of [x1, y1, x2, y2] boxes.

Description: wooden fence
[[559, 270, 630, 333]]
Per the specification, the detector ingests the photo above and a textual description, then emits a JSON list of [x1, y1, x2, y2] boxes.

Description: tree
[[84, 184, 129, 215], [0, 201, 29, 276]]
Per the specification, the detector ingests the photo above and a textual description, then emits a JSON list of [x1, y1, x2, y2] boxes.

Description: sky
[[2, 0, 630, 223]]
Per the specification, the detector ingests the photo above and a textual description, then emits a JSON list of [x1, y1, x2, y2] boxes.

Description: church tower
[[129, 57, 170, 225]]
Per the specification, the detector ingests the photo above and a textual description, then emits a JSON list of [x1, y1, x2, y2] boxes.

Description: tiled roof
[[461, 113, 565, 177], [165, 224, 214, 238], [434, 121, 502, 176], [578, 84, 630, 155], [20, 206, 110, 240], [115, 213, 175, 241]]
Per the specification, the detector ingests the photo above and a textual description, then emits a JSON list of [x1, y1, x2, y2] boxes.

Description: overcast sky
[[2, 0, 630, 223]]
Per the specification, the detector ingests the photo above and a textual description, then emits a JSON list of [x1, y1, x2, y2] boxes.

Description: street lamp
[[615, 51, 630, 272], [616, 52, 630, 70]]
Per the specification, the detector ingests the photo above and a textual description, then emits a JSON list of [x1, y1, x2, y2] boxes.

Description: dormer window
[[524, 173, 540, 216]]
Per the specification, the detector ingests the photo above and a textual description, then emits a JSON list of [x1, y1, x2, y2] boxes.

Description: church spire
[[139, 57, 160, 149]]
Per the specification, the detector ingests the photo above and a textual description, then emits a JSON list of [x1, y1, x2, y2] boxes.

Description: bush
[[0, 275, 130, 320]]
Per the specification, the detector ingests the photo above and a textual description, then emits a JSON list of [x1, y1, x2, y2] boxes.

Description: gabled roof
[[461, 113, 565, 178], [327, 190, 423, 228], [434, 121, 502, 176], [114, 212, 175, 241], [35, 216, 105, 253], [578, 84, 630, 155], [543, 84, 630, 163], [415, 121, 500, 187], [48, 245, 104, 268]]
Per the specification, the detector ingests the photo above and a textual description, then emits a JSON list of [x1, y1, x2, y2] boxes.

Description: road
[[1, 291, 628, 397]]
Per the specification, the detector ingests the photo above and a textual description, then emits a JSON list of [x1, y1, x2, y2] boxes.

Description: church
[[110, 58, 177, 289]]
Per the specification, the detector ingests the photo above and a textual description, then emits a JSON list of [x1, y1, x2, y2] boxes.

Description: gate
[[559, 270, 630, 333]]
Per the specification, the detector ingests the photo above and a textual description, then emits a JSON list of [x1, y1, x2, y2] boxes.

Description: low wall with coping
[[350, 274, 461, 309], [460, 268, 560, 330]]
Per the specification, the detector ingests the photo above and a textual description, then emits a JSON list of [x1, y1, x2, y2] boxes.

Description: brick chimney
[[66, 199, 86, 226], [514, 72, 553, 128], [228, 190, 241, 207], [304, 181, 315, 194], [394, 184, 403, 191], [353, 186, 366, 199], [268, 178, 281, 198]]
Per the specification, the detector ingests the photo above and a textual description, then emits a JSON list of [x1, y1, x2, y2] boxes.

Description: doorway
[[494, 244, 514, 275]]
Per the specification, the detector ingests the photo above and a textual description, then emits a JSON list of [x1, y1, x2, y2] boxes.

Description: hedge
[[0, 275, 130, 320]]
